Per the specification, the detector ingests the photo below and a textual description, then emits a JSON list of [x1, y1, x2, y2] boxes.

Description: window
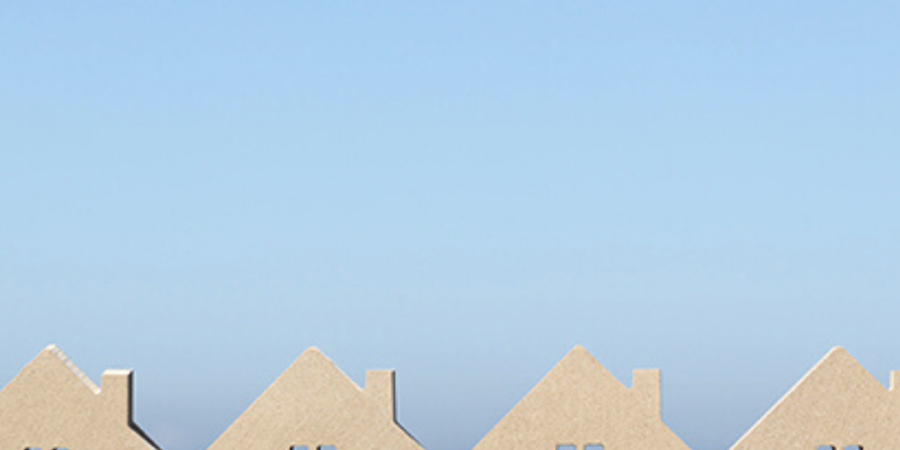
[[557, 445, 577, 450], [585, 445, 604, 450], [844, 446, 863, 450], [293, 445, 334, 450], [817, 447, 835, 450]]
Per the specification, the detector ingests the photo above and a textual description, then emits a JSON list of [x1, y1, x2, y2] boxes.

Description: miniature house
[[729, 347, 900, 450], [0, 345, 160, 450], [473, 346, 690, 450], [208, 347, 423, 450]]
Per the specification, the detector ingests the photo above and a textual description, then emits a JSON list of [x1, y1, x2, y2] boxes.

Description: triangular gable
[[473, 346, 689, 450], [208, 348, 421, 450], [730, 347, 900, 450], [0, 345, 159, 450], [0, 345, 101, 400], [531, 345, 631, 397]]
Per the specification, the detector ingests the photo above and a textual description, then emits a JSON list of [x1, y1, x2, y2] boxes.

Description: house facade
[[208, 347, 422, 450], [473, 346, 690, 450], [729, 347, 900, 450], [0, 345, 159, 450]]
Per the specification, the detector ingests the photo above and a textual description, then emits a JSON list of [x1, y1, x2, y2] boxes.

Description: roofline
[[45, 345, 101, 394], [727, 347, 867, 450]]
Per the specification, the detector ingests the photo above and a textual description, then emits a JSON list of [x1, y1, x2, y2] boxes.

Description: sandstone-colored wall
[[208, 348, 422, 450], [0, 346, 158, 450], [473, 346, 690, 450], [5, 344, 900, 450], [729, 347, 900, 450]]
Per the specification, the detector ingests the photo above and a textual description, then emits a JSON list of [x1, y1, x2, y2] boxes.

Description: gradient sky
[[1, 2, 899, 450]]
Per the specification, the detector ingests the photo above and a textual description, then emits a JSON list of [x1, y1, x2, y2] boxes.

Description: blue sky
[[1, 2, 898, 450]]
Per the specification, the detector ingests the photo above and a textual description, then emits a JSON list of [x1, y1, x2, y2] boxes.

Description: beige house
[[208, 347, 423, 450], [473, 346, 690, 450], [730, 347, 900, 450], [0, 345, 159, 450]]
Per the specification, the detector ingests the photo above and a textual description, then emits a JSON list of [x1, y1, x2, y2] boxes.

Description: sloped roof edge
[[43, 344, 101, 394]]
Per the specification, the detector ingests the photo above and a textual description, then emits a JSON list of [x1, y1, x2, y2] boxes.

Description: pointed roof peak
[[557, 345, 606, 365], [549, 345, 597, 371], [296, 346, 331, 363], [826, 345, 848, 355], [564, 344, 591, 359], [40, 344, 74, 363], [541, 345, 627, 392], [791, 345, 883, 392], [30, 344, 100, 394], [283, 346, 357, 385], [817, 346, 857, 366]]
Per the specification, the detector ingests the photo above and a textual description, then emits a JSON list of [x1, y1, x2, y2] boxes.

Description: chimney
[[633, 369, 661, 419], [102, 369, 134, 424], [891, 371, 900, 391], [365, 370, 396, 421]]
